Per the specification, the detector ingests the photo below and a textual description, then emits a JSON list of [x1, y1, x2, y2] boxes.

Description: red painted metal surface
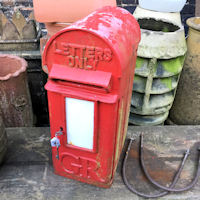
[[43, 6, 140, 187], [49, 64, 112, 90]]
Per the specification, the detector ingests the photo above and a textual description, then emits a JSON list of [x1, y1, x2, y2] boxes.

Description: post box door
[[43, 6, 141, 187], [46, 67, 119, 184]]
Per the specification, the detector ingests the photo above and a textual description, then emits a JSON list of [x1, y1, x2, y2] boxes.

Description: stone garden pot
[[0, 54, 33, 127], [169, 17, 200, 124], [0, 116, 7, 165]]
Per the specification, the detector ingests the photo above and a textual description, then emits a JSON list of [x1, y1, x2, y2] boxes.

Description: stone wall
[[181, 0, 196, 32], [196, 0, 200, 16], [117, 0, 138, 13]]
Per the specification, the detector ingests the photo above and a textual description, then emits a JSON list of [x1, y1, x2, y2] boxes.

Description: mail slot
[[43, 6, 140, 187]]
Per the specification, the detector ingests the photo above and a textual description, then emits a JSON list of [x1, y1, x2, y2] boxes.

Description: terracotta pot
[[0, 54, 34, 127], [0, 116, 7, 165], [33, 0, 116, 23], [169, 17, 200, 125], [45, 22, 72, 37]]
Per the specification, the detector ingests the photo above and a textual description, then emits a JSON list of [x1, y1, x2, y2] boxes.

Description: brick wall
[[181, 0, 196, 32], [196, 0, 200, 16], [117, 0, 138, 13]]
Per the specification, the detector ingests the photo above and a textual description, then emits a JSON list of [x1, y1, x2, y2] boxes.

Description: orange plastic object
[[33, 0, 117, 23]]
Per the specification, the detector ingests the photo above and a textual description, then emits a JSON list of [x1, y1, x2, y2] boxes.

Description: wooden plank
[[0, 164, 199, 200], [4, 127, 51, 164]]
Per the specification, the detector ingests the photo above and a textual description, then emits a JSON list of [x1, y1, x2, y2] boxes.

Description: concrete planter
[[130, 7, 187, 126], [130, 56, 185, 126], [139, 0, 186, 12], [137, 28, 186, 59], [0, 55, 34, 127], [134, 6, 183, 26], [169, 17, 200, 125], [0, 116, 7, 165], [134, 7, 187, 59], [33, 0, 117, 23], [0, 10, 40, 51]]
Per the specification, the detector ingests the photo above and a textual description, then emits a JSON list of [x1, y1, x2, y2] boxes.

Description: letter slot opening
[[49, 64, 112, 92]]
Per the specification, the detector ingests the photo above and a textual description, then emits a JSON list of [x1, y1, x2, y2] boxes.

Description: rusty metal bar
[[140, 133, 200, 192], [122, 138, 189, 198]]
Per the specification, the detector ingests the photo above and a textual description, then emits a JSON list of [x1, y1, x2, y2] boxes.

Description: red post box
[[43, 6, 140, 187]]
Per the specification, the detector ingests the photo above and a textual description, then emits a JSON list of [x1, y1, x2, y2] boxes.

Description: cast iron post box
[[43, 6, 140, 187]]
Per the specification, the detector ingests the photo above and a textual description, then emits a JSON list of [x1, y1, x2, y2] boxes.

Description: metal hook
[[55, 127, 63, 137], [122, 137, 189, 198], [140, 133, 200, 192]]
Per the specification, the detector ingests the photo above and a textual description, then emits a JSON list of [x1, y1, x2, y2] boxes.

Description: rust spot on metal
[[129, 148, 139, 159]]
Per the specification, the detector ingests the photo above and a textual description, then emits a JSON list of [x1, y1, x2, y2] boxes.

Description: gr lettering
[[60, 153, 100, 179]]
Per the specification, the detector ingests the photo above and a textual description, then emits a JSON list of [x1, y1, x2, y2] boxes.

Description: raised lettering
[[104, 48, 112, 62], [66, 56, 75, 67], [54, 41, 63, 55], [78, 45, 86, 58], [75, 56, 84, 69], [60, 153, 100, 179], [62, 43, 70, 56], [53, 42, 113, 70], [95, 47, 104, 61], [85, 46, 95, 60]]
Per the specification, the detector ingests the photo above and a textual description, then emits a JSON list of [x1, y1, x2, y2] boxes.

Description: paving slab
[[0, 126, 199, 200]]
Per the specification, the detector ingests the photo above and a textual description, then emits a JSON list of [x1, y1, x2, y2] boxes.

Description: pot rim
[[0, 54, 27, 81], [138, 27, 187, 59], [140, 25, 185, 35], [133, 6, 183, 28], [187, 17, 200, 31]]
